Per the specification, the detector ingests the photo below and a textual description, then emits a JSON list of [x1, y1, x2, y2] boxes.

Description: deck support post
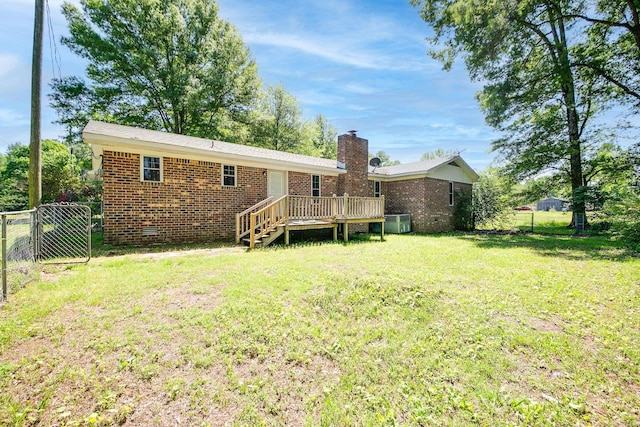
[[380, 222, 385, 241], [343, 222, 349, 242], [285, 228, 290, 245], [333, 225, 337, 241]]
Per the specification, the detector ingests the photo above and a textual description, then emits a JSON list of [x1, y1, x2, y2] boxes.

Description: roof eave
[[84, 130, 345, 176]]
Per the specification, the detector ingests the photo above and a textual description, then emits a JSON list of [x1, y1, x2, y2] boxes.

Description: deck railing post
[[285, 196, 290, 226], [343, 193, 348, 217], [235, 213, 240, 243], [249, 213, 256, 249]]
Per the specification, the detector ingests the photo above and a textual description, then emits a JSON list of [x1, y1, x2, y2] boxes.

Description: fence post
[[531, 212, 534, 233], [2, 214, 7, 302]]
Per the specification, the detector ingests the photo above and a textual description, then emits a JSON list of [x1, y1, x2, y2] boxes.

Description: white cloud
[[0, 53, 21, 78], [0, 109, 28, 127], [244, 31, 414, 71]]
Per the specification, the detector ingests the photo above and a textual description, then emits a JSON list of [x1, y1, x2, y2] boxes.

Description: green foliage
[[309, 114, 338, 159], [472, 169, 516, 229], [0, 140, 92, 211], [250, 84, 303, 152], [409, 0, 623, 221], [453, 190, 473, 230], [574, 1, 640, 109], [603, 189, 640, 248], [52, 0, 260, 142], [368, 151, 400, 167], [421, 149, 457, 161]]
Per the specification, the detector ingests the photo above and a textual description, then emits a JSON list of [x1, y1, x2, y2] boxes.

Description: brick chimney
[[337, 130, 369, 196]]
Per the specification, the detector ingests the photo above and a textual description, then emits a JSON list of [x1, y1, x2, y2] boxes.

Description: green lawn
[[1, 233, 638, 425]]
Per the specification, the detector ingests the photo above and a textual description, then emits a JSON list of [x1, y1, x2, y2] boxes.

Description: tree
[[250, 85, 303, 153], [571, 1, 640, 108], [472, 168, 518, 229], [51, 0, 260, 143], [411, 0, 611, 226], [369, 151, 400, 167], [421, 149, 457, 160], [310, 114, 338, 159], [0, 140, 82, 211]]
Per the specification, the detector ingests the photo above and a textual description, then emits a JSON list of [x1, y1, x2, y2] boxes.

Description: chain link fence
[[476, 210, 596, 234], [1, 209, 38, 302], [1, 204, 92, 303], [77, 201, 103, 232], [37, 204, 91, 264]]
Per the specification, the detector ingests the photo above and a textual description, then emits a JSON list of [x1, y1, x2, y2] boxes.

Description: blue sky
[[0, 0, 499, 170]]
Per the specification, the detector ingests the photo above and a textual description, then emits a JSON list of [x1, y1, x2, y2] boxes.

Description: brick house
[[84, 121, 477, 245]]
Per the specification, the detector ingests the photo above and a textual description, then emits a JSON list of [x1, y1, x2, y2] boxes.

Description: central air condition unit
[[384, 214, 411, 234]]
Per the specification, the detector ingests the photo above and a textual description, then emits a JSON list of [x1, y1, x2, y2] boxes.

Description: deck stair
[[236, 194, 385, 249]]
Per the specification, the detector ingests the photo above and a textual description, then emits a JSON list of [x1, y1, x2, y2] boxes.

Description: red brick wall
[[103, 151, 342, 244], [288, 172, 339, 196], [383, 177, 472, 233], [337, 133, 369, 197], [103, 151, 268, 244]]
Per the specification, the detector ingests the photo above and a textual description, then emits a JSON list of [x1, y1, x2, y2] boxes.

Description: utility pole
[[29, 0, 44, 208]]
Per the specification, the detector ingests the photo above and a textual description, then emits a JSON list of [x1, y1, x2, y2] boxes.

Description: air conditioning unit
[[384, 214, 411, 234]]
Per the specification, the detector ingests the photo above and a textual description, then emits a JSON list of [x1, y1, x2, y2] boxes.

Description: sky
[[0, 0, 500, 171]]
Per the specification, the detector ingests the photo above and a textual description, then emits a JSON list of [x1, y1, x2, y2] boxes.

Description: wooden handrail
[[236, 197, 274, 243], [248, 195, 287, 249]]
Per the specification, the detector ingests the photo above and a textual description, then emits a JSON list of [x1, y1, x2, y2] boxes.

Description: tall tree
[[0, 141, 81, 211], [310, 114, 338, 159], [571, 0, 640, 108], [411, 0, 609, 224], [51, 0, 259, 142], [421, 149, 457, 160], [250, 85, 303, 153]]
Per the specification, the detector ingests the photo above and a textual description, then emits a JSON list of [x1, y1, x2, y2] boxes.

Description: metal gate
[[37, 204, 91, 264]]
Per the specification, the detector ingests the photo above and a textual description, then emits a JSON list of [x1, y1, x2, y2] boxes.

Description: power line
[[45, 0, 62, 81]]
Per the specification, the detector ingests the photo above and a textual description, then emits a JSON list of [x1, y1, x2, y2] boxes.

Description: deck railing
[[289, 196, 335, 220], [241, 194, 385, 248], [235, 197, 274, 243], [249, 195, 288, 249], [341, 194, 385, 219], [288, 194, 385, 220]]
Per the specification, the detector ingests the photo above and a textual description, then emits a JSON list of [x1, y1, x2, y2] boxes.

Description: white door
[[267, 170, 287, 198]]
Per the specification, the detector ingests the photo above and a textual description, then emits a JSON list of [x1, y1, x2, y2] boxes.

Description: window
[[448, 181, 454, 206], [142, 156, 162, 182], [373, 181, 381, 198], [223, 165, 236, 186], [312, 175, 321, 197]]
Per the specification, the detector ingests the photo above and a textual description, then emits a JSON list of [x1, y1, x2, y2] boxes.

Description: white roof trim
[[83, 121, 345, 176]]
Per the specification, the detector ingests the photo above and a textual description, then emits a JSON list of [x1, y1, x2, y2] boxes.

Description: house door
[[267, 170, 287, 198]]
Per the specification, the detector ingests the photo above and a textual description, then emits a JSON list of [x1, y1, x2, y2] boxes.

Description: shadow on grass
[[90, 232, 238, 258], [431, 231, 637, 262]]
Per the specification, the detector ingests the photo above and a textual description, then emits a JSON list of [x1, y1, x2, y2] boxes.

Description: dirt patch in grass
[[525, 315, 565, 333]]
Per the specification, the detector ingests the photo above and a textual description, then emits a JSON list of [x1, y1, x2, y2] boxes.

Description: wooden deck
[[236, 194, 385, 248]]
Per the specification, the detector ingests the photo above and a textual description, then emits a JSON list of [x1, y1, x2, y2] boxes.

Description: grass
[[0, 232, 639, 425]]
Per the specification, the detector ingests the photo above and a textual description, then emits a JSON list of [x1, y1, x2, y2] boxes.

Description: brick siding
[[103, 151, 336, 244], [337, 133, 369, 232], [288, 172, 338, 196], [383, 177, 472, 232]]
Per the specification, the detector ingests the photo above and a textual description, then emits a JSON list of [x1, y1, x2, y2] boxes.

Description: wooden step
[[241, 238, 262, 246]]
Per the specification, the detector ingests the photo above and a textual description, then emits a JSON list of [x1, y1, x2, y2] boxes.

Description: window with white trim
[[142, 156, 162, 182], [373, 181, 381, 198], [448, 181, 454, 206], [312, 174, 321, 197], [223, 165, 236, 186]]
